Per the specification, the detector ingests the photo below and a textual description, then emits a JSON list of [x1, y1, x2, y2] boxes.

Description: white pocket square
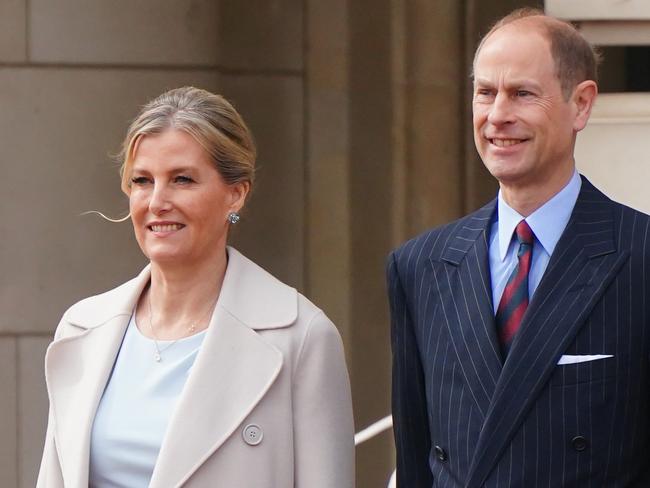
[[557, 354, 613, 365]]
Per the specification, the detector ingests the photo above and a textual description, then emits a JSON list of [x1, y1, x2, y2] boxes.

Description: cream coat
[[37, 247, 354, 488]]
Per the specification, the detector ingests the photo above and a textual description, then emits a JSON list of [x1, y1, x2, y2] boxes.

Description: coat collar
[[45, 246, 294, 487], [65, 246, 298, 331]]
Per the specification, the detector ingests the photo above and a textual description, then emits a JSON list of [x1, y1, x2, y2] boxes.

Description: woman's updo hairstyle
[[119, 86, 256, 195]]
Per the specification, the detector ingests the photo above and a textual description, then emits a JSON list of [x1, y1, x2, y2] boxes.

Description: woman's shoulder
[[225, 247, 338, 334], [58, 267, 150, 331], [221, 247, 298, 327]]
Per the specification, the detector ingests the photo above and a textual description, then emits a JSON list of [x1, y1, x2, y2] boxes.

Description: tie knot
[[515, 220, 533, 245]]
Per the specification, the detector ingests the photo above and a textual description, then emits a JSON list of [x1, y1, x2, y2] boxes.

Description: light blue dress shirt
[[89, 314, 206, 488], [488, 170, 582, 313]]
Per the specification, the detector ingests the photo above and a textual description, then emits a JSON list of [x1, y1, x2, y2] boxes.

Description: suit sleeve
[[292, 311, 355, 488], [387, 251, 434, 487]]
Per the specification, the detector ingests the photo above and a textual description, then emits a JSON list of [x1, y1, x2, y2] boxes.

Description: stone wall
[[0, 1, 304, 486], [1, 1, 541, 486]]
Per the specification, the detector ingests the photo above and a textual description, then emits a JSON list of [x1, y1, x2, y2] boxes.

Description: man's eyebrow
[[473, 78, 543, 90], [506, 79, 542, 89]]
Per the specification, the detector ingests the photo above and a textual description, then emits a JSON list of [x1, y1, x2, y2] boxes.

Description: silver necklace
[[147, 291, 218, 362]]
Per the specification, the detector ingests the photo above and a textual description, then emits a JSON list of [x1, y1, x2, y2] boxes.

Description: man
[[388, 8, 650, 487]]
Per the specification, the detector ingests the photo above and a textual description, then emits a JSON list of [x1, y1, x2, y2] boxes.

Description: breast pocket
[[549, 355, 618, 387]]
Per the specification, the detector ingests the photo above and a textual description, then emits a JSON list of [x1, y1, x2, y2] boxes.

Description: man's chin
[[482, 159, 527, 182]]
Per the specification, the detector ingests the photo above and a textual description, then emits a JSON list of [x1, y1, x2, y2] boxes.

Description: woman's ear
[[229, 181, 251, 213]]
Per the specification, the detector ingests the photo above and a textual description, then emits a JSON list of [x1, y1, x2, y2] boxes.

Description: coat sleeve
[[387, 251, 434, 487], [292, 310, 355, 488], [36, 408, 64, 487], [36, 320, 67, 488]]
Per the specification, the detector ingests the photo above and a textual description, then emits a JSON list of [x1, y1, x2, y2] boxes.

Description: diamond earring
[[228, 212, 241, 224]]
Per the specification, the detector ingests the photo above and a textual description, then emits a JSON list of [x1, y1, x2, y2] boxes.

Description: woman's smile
[[128, 129, 243, 266]]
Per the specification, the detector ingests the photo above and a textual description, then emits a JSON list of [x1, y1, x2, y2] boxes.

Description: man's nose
[[487, 92, 515, 125]]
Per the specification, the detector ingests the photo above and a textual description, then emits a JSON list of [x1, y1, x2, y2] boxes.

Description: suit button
[[242, 424, 263, 446], [434, 445, 448, 462], [571, 435, 588, 452]]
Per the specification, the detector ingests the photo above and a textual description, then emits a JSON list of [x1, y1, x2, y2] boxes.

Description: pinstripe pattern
[[389, 177, 650, 487]]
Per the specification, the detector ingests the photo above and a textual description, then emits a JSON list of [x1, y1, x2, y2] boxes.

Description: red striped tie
[[496, 220, 534, 356]]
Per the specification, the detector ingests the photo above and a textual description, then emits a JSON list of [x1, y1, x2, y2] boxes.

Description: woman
[[37, 86, 355, 487]]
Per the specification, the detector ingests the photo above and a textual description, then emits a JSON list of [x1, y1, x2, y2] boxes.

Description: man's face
[[472, 24, 577, 194]]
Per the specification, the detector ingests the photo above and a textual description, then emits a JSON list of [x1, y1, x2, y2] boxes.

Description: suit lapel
[[466, 179, 629, 487], [437, 200, 502, 420]]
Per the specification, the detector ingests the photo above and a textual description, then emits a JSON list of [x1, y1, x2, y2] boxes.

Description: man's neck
[[499, 167, 575, 217]]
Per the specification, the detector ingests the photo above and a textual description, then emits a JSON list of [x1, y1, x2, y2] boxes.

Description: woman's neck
[[138, 249, 228, 340]]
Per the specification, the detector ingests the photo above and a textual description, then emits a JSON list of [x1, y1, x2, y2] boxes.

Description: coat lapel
[[437, 200, 502, 420], [149, 307, 283, 487], [44, 270, 149, 488], [149, 247, 295, 487], [466, 179, 629, 487]]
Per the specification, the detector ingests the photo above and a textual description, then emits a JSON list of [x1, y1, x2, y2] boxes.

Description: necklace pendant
[[154, 352, 161, 362]]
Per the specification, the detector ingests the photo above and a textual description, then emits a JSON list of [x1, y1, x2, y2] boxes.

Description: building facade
[[30, 1, 650, 487]]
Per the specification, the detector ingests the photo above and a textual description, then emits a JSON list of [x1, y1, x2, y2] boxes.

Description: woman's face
[[128, 129, 246, 267]]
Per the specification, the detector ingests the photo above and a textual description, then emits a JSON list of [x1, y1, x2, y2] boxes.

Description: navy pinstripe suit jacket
[[388, 177, 650, 487]]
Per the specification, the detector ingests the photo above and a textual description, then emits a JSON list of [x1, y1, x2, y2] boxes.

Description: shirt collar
[[497, 170, 582, 261]]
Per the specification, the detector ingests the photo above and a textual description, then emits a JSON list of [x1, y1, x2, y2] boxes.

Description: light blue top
[[488, 170, 582, 313], [89, 314, 206, 488]]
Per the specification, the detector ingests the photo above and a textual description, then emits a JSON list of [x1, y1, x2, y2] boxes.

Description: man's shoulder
[[609, 198, 650, 223], [581, 178, 650, 229], [608, 198, 650, 246], [391, 202, 495, 265]]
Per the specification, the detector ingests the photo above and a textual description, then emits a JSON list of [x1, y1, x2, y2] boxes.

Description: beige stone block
[[547, 0, 650, 20], [219, 0, 303, 71], [18, 336, 50, 488], [0, 0, 26, 62], [219, 74, 304, 289], [0, 67, 220, 334], [0, 338, 17, 487], [305, 0, 351, 345], [30, 0, 219, 65], [398, 0, 465, 230]]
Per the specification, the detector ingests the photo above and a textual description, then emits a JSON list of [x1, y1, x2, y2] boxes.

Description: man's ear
[[572, 80, 598, 132]]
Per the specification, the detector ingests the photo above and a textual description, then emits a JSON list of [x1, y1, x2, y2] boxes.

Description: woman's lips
[[148, 223, 185, 232]]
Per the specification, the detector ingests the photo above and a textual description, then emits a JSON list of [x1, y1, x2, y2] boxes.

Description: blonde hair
[[119, 86, 256, 194]]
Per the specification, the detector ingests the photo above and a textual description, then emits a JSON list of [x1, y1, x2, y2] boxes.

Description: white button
[[242, 424, 263, 446]]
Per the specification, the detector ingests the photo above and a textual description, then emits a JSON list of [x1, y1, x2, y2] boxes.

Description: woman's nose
[[148, 183, 172, 214]]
